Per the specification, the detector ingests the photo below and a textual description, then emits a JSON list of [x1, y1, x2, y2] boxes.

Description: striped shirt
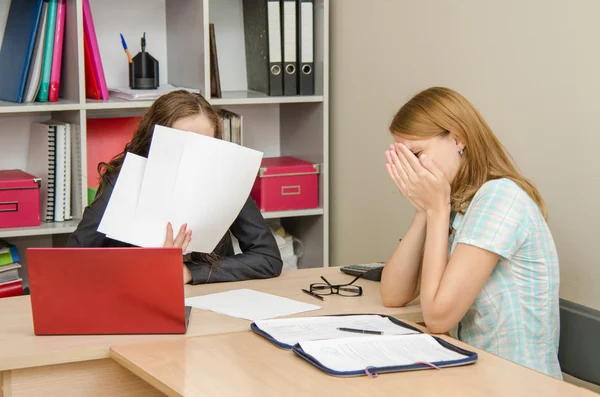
[[448, 178, 562, 379]]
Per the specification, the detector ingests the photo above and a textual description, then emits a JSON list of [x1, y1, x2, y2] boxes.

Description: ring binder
[[243, 0, 284, 96], [283, 0, 298, 95], [298, 0, 314, 95]]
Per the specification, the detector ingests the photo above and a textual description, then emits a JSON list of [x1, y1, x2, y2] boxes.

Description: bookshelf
[[0, 0, 329, 277]]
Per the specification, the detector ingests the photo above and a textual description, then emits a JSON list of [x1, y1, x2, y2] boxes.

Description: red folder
[[86, 117, 140, 189], [84, 36, 100, 100], [0, 279, 24, 298]]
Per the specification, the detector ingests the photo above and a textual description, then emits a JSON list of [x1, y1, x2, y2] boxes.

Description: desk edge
[[110, 348, 181, 397]]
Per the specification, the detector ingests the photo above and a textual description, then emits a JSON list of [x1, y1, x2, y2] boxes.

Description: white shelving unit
[[0, 220, 80, 240], [0, 0, 329, 278]]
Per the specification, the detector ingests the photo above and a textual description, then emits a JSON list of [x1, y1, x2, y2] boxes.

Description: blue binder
[[251, 313, 478, 377], [0, 0, 45, 103]]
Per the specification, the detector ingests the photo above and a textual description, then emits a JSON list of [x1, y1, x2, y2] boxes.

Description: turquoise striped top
[[448, 178, 562, 379]]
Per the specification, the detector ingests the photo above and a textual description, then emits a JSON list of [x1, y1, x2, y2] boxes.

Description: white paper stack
[[108, 85, 199, 101], [98, 125, 263, 253]]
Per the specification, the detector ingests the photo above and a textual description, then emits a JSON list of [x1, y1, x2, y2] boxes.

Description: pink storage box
[[251, 157, 320, 212], [0, 170, 41, 228]]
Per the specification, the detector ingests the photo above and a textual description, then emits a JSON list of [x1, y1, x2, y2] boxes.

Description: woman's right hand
[[385, 146, 425, 214], [164, 222, 192, 252]]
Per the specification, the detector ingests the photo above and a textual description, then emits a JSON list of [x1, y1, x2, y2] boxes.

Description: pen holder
[[129, 51, 159, 89]]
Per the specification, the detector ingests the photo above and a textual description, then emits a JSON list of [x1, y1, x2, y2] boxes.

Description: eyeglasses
[[309, 274, 363, 297]]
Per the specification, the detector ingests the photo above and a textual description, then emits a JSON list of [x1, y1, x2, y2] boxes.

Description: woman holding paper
[[67, 91, 283, 284], [380, 87, 561, 379]]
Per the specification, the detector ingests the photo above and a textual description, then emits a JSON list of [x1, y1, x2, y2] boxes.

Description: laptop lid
[[27, 247, 188, 335]]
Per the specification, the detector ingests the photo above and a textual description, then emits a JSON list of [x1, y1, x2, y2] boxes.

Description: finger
[[387, 163, 407, 194], [391, 154, 411, 188], [395, 143, 425, 176], [163, 222, 174, 247], [420, 154, 446, 180], [385, 150, 400, 172], [386, 163, 403, 190], [389, 147, 415, 181], [173, 223, 188, 248], [181, 230, 192, 253], [388, 163, 420, 209], [385, 149, 393, 165]]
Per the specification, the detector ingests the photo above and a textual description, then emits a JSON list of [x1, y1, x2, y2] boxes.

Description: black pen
[[337, 327, 383, 335], [301, 289, 324, 301]]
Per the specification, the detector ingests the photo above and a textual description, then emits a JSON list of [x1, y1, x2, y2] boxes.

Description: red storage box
[[0, 170, 41, 228], [251, 157, 319, 212]]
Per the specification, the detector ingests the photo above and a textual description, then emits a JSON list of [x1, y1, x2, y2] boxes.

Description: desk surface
[[0, 267, 422, 371], [110, 331, 597, 397]]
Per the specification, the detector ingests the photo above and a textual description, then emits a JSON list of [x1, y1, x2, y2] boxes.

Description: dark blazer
[[67, 174, 283, 284]]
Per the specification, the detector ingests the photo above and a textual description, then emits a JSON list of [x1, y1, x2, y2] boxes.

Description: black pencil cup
[[129, 51, 159, 89]]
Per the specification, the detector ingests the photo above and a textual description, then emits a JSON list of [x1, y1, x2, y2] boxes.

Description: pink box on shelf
[[251, 157, 320, 212], [0, 170, 41, 228]]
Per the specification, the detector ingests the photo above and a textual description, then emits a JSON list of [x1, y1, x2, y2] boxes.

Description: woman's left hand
[[387, 143, 451, 213]]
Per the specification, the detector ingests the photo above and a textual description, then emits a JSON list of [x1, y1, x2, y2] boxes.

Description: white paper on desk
[[254, 315, 418, 346], [299, 334, 468, 372], [98, 125, 263, 253], [97, 153, 147, 242], [184, 289, 322, 321]]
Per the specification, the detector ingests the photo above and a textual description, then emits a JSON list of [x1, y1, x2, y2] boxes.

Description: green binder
[[37, 0, 57, 102]]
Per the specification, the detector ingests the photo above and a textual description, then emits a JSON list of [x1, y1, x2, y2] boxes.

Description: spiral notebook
[[27, 122, 56, 222], [27, 120, 73, 222]]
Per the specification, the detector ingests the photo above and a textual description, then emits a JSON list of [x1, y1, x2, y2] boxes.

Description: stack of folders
[[0, 0, 68, 103], [251, 315, 478, 376], [242, 0, 315, 97], [27, 120, 81, 222], [0, 241, 24, 298], [218, 109, 243, 145]]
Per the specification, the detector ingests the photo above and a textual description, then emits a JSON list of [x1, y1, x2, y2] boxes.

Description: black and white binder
[[297, 0, 314, 95], [282, 0, 298, 95], [27, 122, 57, 222], [243, 0, 284, 96]]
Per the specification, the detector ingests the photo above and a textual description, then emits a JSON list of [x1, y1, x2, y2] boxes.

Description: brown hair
[[96, 90, 224, 264], [389, 87, 547, 219]]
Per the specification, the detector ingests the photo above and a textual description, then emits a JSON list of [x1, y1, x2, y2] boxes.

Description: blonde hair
[[389, 87, 547, 219]]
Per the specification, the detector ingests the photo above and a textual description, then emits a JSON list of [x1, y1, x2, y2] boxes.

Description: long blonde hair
[[389, 87, 547, 219]]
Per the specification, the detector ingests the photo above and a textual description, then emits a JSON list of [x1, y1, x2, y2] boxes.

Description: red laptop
[[27, 248, 191, 335]]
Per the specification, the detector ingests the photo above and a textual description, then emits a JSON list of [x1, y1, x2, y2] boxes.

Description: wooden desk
[[110, 331, 597, 397], [0, 267, 422, 397]]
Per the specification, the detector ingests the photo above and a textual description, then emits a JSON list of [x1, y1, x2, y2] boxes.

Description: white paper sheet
[[299, 334, 468, 372], [184, 289, 322, 321], [98, 125, 263, 253], [128, 126, 187, 248], [254, 315, 418, 346], [164, 131, 263, 253], [97, 153, 147, 242]]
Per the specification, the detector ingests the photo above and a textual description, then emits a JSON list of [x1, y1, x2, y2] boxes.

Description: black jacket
[[67, 175, 283, 284]]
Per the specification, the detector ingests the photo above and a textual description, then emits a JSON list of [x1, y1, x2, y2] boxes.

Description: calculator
[[340, 263, 385, 281]]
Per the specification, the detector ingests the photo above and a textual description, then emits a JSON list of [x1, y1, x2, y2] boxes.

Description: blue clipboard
[[251, 313, 478, 377]]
